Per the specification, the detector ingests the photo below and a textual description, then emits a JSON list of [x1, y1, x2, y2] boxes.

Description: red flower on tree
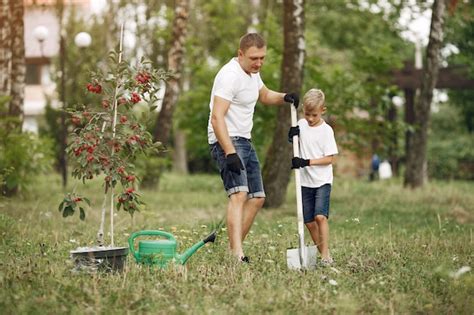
[[86, 82, 102, 94], [135, 71, 151, 85], [130, 92, 141, 104]]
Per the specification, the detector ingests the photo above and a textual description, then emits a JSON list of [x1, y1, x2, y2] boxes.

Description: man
[[208, 33, 299, 262]]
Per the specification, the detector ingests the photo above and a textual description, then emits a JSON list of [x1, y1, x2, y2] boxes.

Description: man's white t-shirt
[[298, 119, 338, 188], [207, 58, 264, 144]]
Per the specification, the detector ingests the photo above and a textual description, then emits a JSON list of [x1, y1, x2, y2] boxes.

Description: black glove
[[284, 93, 299, 108], [288, 126, 300, 143], [291, 157, 310, 169], [226, 153, 244, 175]]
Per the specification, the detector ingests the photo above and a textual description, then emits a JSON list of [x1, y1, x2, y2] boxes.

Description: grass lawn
[[0, 173, 473, 314]]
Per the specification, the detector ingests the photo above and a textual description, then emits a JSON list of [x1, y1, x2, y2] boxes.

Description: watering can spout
[[178, 231, 217, 265]]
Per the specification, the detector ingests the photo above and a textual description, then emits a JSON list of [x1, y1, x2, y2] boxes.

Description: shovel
[[286, 103, 317, 270]]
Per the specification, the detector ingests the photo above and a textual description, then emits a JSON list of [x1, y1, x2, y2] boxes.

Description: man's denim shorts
[[301, 184, 332, 223], [210, 137, 266, 198]]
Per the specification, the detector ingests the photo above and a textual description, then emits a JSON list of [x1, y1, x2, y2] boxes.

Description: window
[[26, 64, 41, 85]]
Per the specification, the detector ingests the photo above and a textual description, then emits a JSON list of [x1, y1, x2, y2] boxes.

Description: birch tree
[[8, 0, 25, 129], [0, 0, 10, 97], [153, 0, 189, 144], [262, 0, 305, 208]]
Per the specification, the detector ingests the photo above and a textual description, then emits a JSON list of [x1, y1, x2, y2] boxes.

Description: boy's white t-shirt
[[297, 119, 338, 188], [207, 58, 264, 144]]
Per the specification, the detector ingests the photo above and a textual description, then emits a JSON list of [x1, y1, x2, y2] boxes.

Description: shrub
[[428, 134, 474, 180], [0, 96, 53, 196]]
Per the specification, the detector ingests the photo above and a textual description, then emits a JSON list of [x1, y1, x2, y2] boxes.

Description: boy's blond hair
[[303, 89, 325, 111]]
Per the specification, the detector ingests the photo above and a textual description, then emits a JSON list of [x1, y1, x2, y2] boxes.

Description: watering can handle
[[128, 230, 177, 259]]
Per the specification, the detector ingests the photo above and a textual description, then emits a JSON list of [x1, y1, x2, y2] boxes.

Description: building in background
[[23, 0, 91, 132]]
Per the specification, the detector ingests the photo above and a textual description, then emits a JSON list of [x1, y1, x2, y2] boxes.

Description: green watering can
[[128, 230, 217, 268]]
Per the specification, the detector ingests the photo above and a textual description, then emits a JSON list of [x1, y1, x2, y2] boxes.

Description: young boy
[[288, 88, 338, 265]]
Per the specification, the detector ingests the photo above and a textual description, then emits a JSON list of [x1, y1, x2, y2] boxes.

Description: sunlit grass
[[0, 173, 473, 314]]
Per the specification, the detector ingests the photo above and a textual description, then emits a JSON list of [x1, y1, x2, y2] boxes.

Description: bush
[[0, 97, 53, 195], [428, 134, 474, 180], [428, 104, 474, 180], [134, 153, 170, 189]]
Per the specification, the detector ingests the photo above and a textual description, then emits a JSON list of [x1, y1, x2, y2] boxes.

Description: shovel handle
[[290, 104, 307, 267], [128, 230, 177, 258]]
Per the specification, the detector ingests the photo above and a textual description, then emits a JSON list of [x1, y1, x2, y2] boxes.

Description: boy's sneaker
[[320, 257, 334, 266]]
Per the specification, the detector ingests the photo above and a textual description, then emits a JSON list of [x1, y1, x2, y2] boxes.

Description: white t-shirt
[[207, 58, 264, 144], [298, 119, 338, 188]]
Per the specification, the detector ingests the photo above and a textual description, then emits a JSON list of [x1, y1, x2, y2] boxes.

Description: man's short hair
[[239, 33, 266, 52]]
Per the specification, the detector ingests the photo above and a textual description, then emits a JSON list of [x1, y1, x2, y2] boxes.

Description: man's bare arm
[[258, 85, 286, 105], [210, 96, 235, 155]]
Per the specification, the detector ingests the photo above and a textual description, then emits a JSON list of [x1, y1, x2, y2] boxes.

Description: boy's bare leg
[[227, 191, 248, 258], [241, 197, 265, 241], [305, 221, 321, 252], [315, 215, 330, 259]]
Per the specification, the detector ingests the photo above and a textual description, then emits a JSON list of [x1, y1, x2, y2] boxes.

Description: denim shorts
[[210, 137, 265, 198], [301, 184, 332, 223]]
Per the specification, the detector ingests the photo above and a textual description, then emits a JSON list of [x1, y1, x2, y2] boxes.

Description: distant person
[[379, 160, 392, 179], [369, 153, 380, 181], [207, 33, 299, 263], [288, 88, 338, 265]]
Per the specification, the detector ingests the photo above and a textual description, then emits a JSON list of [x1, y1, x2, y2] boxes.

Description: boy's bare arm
[[211, 96, 235, 155], [309, 155, 334, 166]]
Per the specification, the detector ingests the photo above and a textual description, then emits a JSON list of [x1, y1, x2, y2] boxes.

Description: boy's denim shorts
[[301, 184, 332, 223], [210, 137, 266, 198]]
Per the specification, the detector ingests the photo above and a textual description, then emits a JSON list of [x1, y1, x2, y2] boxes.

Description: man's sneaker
[[320, 257, 334, 266], [240, 256, 250, 263]]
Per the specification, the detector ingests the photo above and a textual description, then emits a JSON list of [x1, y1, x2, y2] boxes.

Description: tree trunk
[[404, 88, 415, 170], [0, 0, 11, 96], [262, 0, 305, 208], [153, 0, 189, 144], [404, 0, 446, 188], [8, 0, 25, 130], [56, 0, 68, 187], [387, 102, 399, 176], [173, 130, 188, 174]]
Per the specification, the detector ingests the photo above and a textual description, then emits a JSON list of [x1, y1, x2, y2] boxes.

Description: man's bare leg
[[241, 197, 265, 241], [227, 191, 248, 258]]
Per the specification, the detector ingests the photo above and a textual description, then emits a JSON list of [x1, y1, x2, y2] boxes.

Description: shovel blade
[[286, 245, 317, 270]]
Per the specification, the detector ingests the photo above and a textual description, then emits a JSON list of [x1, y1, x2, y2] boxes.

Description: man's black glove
[[288, 126, 300, 143], [291, 157, 310, 169], [226, 153, 244, 175], [284, 93, 299, 108]]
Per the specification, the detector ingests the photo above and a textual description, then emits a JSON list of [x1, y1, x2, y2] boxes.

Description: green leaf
[[58, 201, 65, 212], [117, 202, 122, 211], [62, 206, 71, 217], [79, 207, 85, 221], [83, 197, 91, 206]]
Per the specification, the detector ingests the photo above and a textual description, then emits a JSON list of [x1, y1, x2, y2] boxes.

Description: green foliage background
[[35, 1, 474, 179]]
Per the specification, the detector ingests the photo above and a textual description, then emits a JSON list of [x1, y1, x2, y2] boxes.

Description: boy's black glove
[[226, 153, 244, 175], [291, 157, 310, 169], [284, 93, 299, 108], [288, 126, 300, 143]]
